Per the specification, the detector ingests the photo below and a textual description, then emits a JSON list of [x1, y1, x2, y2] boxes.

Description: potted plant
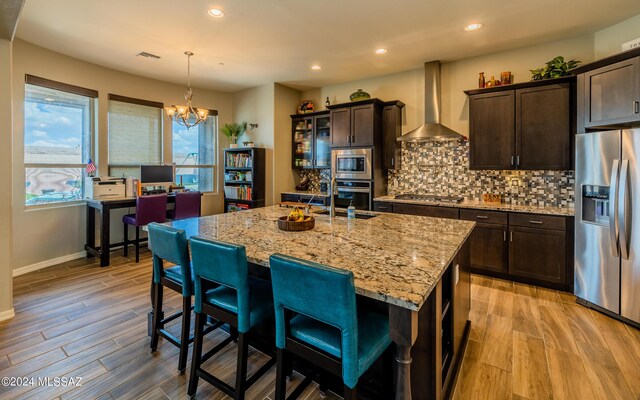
[[221, 122, 247, 148], [530, 56, 580, 81]]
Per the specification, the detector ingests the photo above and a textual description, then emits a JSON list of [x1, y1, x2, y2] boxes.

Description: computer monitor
[[140, 165, 174, 185]]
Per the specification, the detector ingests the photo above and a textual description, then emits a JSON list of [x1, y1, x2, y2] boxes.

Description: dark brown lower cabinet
[[509, 226, 566, 285], [392, 203, 460, 219], [373, 201, 393, 212], [469, 224, 509, 275], [375, 200, 574, 291]]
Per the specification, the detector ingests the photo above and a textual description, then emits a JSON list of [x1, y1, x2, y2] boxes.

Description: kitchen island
[[165, 206, 475, 399]]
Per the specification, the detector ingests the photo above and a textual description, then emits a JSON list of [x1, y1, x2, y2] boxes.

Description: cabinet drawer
[[299, 195, 327, 206], [508, 213, 566, 230], [393, 203, 459, 219], [281, 194, 300, 203], [460, 209, 507, 225], [373, 201, 393, 213]]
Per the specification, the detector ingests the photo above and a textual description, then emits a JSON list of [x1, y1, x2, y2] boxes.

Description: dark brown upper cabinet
[[329, 107, 351, 147], [465, 77, 575, 171], [328, 99, 382, 148], [516, 84, 571, 170], [382, 101, 405, 170], [468, 91, 515, 169], [575, 55, 640, 131]]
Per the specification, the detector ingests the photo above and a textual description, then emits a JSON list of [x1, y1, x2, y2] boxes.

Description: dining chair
[[269, 253, 392, 400], [123, 194, 167, 263], [167, 191, 201, 220], [188, 236, 276, 400]]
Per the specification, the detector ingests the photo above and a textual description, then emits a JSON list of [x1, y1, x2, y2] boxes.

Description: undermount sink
[[313, 210, 377, 219]]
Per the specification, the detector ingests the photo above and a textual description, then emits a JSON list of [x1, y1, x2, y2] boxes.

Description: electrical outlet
[[622, 37, 640, 51]]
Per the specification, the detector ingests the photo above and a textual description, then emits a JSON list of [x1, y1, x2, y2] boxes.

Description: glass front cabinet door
[[314, 114, 331, 168], [292, 111, 330, 169]]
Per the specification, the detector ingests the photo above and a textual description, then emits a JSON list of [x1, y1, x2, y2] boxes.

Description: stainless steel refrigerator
[[575, 128, 640, 326]]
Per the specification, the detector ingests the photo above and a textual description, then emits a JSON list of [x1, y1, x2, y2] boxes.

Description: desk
[[85, 196, 176, 267]]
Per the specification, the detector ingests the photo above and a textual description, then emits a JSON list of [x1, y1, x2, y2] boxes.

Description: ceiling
[[0, 0, 24, 40], [15, 0, 640, 92]]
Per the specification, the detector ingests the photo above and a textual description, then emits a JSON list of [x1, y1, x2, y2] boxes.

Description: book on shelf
[[226, 202, 250, 212], [225, 153, 253, 168], [224, 185, 252, 200]]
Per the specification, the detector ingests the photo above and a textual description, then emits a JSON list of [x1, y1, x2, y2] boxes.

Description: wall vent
[[136, 52, 161, 59]]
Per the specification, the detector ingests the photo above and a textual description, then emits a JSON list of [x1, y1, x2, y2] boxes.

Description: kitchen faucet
[[329, 175, 336, 218]]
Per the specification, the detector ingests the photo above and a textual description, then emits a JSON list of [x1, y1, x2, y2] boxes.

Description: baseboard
[[0, 308, 15, 322], [13, 251, 86, 277]]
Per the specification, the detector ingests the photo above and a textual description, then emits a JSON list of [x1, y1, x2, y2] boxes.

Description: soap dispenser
[[347, 200, 356, 220]]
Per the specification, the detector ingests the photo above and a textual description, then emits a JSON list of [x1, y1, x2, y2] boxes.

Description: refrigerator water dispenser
[[581, 185, 609, 225]]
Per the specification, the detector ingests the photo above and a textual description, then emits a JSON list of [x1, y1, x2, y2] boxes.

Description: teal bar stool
[[269, 254, 392, 400], [148, 223, 222, 374], [188, 236, 276, 400]]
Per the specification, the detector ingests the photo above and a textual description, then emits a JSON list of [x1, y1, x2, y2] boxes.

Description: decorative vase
[[230, 143, 239, 148], [349, 89, 371, 102]]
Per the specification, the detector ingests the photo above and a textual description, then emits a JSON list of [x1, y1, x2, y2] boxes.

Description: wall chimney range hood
[[398, 61, 465, 142]]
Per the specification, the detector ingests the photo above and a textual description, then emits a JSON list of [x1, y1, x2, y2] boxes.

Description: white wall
[[0, 39, 14, 320], [11, 40, 234, 270], [302, 35, 595, 140], [302, 68, 425, 136], [441, 34, 595, 135], [232, 84, 276, 205], [273, 84, 301, 202], [594, 14, 640, 59]]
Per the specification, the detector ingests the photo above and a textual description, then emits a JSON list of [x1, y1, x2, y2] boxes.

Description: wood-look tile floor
[[0, 251, 638, 400], [452, 275, 640, 400]]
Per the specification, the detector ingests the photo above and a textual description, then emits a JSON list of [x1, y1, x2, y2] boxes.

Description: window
[[108, 94, 163, 178], [172, 113, 217, 192], [24, 75, 97, 206]]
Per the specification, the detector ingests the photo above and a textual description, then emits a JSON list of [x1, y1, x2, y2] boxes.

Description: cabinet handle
[[634, 101, 640, 114], [529, 220, 543, 225], [391, 157, 394, 167], [347, 135, 351, 144], [511, 155, 515, 166], [351, 135, 355, 144], [504, 231, 507, 241], [516, 155, 520, 166], [477, 215, 488, 219], [510, 231, 513, 242]]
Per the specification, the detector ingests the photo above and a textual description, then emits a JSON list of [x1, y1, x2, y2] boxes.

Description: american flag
[[86, 158, 96, 176]]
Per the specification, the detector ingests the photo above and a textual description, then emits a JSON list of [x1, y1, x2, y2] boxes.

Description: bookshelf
[[223, 147, 265, 212]]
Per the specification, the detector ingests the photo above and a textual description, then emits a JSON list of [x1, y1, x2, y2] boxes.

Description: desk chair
[[123, 194, 167, 263], [167, 191, 201, 220], [269, 254, 392, 400], [188, 236, 276, 400]]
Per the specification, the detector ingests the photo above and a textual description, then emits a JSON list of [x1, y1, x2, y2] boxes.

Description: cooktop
[[394, 194, 464, 203]]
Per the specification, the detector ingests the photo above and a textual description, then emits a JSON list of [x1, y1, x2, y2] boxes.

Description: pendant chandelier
[[165, 51, 208, 129]]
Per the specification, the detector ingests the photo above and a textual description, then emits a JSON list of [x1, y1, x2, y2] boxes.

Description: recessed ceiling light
[[311, 65, 322, 70], [208, 8, 224, 17], [464, 23, 482, 31], [375, 48, 388, 55]]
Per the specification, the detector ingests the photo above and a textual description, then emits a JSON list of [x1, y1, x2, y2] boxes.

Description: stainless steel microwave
[[332, 148, 372, 180]]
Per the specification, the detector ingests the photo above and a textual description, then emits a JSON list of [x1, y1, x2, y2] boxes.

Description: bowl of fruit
[[277, 207, 315, 231]]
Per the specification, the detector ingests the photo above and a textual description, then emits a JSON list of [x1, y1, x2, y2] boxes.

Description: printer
[[85, 177, 126, 199]]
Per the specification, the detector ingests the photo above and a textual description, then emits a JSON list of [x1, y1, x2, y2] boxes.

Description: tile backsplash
[[388, 141, 575, 207], [299, 169, 331, 192]]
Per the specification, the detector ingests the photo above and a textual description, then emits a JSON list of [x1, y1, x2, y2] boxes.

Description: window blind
[[108, 97, 163, 167]]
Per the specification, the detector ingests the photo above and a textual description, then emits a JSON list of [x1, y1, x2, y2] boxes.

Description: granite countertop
[[281, 190, 330, 197], [166, 206, 475, 311], [374, 196, 575, 217]]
